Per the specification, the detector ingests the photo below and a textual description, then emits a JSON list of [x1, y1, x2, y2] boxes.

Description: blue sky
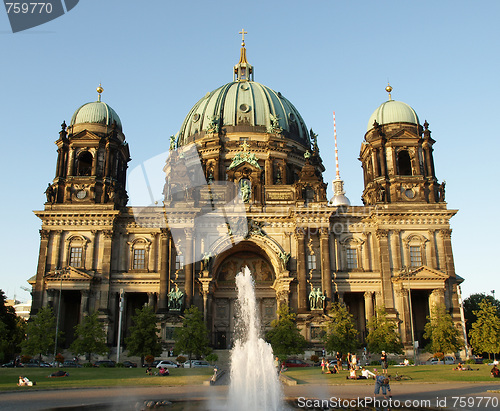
[[1, 0, 498, 302]]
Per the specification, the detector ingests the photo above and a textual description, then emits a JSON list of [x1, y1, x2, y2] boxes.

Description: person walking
[[321, 357, 326, 374]]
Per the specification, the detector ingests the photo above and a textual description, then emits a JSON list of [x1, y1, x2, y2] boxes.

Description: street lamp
[[54, 268, 69, 361], [400, 266, 417, 365]]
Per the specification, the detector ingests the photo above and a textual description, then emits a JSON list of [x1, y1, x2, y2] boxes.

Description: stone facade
[[29, 46, 462, 352]]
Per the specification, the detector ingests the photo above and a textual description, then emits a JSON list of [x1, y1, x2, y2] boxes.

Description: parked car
[[156, 360, 178, 369], [427, 356, 456, 365], [62, 360, 82, 368], [1, 361, 21, 368], [122, 361, 137, 368], [94, 360, 116, 367], [284, 359, 311, 368], [24, 359, 51, 367], [183, 360, 210, 368]]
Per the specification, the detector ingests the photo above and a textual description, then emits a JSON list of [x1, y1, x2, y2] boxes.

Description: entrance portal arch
[[210, 241, 278, 349]]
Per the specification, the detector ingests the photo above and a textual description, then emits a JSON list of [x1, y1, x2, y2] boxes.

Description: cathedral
[[30, 35, 463, 353]]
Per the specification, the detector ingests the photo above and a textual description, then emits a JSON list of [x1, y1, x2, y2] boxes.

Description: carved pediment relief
[[393, 265, 448, 284], [45, 266, 94, 282]]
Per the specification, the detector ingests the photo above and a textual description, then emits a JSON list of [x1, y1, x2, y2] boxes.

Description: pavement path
[[1, 381, 500, 410]]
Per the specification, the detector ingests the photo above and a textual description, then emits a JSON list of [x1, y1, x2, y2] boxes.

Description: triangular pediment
[[388, 129, 419, 140], [393, 265, 449, 283], [70, 130, 101, 141], [45, 267, 94, 282], [230, 160, 261, 172]]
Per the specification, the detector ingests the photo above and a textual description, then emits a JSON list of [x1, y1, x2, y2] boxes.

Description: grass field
[[0, 366, 213, 391], [284, 364, 500, 385], [1, 364, 499, 392]]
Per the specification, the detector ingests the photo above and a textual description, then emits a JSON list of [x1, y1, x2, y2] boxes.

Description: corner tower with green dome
[[360, 84, 443, 205]]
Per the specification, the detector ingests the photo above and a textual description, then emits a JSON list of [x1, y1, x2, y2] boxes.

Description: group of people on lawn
[[320, 350, 392, 397]]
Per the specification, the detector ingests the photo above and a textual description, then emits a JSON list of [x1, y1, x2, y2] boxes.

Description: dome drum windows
[[76, 151, 93, 176]]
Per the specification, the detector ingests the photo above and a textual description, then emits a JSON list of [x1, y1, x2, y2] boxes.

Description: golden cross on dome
[[239, 28, 247, 46]]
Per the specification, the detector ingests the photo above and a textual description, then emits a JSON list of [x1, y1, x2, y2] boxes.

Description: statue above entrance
[[168, 287, 184, 311], [309, 287, 325, 310]]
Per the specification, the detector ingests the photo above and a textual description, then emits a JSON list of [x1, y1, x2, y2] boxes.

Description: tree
[[125, 306, 162, 367], [0, 290, 26, 362], [366, 307, 403, 354], [174, 306, 210, 365], [23, 306, 61, 362], [70, 312, 108, 363], [464, 293, 500, 335], [468, 299, 500, 359], [265, 305, 307, 359], [322, 302, 359, 355], [423, 303, 462, 355]]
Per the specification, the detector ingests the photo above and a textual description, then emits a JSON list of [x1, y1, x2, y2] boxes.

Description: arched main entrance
[[210, 241, 278, 349]]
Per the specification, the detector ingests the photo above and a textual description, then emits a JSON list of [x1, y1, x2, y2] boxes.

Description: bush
[[145, 354, 154, 365], [370, 360, 380, 366], [83, 362, 94, 367], [177, 356, 186, 364], [465, 359, 476, 365], [433, 352, 444, 360], [310, 355, 319, 363], [206, 353, 218, 364], [388, 360, 398, 366], [55, 353, 64, 363], [21, 355, 32, 363], [116, 362, 125, 368]]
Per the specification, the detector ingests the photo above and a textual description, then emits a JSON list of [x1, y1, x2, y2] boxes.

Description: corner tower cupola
[[360, 84, 444, 205], [233, 29, 253, 81], [46, 85, 130, 208]]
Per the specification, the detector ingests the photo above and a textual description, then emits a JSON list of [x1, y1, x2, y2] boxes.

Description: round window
[[239, 104, 251, 113], [404, 189, 415, 199]]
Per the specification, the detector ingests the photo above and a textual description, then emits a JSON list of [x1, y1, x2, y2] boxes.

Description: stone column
[[33, 229, 50, 312], [428, 230, 437, 270], [295, 228, 307, 312], [80, 290, 90, 323], [52, 230, 63, 270], [265, 157, 273, 185], [158, 230, 169, 312], [391, 230, 402, 271], [319, 228, 332, 304], [184, 228, 194, 306], [85, 232, 95, 271], [364, 291, 374, 326], [396, 288, 411, 345], [98, 230, 113, 312], [68, 147, 76, 176], [376, 229, 394, 310], [91, 149, 98, 176], [440, 229, 456, 277], [148, 292, 156, 308]]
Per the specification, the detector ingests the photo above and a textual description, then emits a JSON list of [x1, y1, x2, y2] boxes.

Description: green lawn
[[283, 364, 500, 385], [0, 366, 213, 391]]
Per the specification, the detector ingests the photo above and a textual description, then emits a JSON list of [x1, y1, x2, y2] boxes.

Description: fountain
[[227, 267, 283, 411]]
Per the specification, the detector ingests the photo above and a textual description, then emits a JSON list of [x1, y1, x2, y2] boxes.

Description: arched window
[[77, 151, 93, 176], [127, 238, 151, 271], [403, 234, 428, 267], [66, 235, 89, 269], [397, 150, 412, 176]]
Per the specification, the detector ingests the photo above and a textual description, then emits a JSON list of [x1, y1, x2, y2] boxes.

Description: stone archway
[[210, 241, 278, 349]]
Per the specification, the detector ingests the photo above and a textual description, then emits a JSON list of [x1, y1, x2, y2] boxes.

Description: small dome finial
[[97, 83, 103, 102], [386, 82, 393, 100]]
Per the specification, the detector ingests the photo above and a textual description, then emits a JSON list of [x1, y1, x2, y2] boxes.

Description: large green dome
[[70, 101, 122, 131], [177, 80, 310, 147], [367, 99, 419, 132]]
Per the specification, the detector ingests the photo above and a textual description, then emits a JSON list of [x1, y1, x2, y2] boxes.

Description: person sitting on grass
[[158, 367, 169, 376], [491, 365, 500, 378], [17, 376, 34, 386], [346, 367, 357, 380], [360, 367, 376, 379]]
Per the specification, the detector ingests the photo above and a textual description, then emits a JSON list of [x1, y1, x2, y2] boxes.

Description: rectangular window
[[307, 254, 317, 270], [410, 246, 422, 267], [175, 255, 185, 270], [133, 249, 146, 270], [69, 247, 83, 267], [346, 248, 358, 270]]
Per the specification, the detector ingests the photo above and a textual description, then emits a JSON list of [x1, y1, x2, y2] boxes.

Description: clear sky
[[1, 0, 498, 303]]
